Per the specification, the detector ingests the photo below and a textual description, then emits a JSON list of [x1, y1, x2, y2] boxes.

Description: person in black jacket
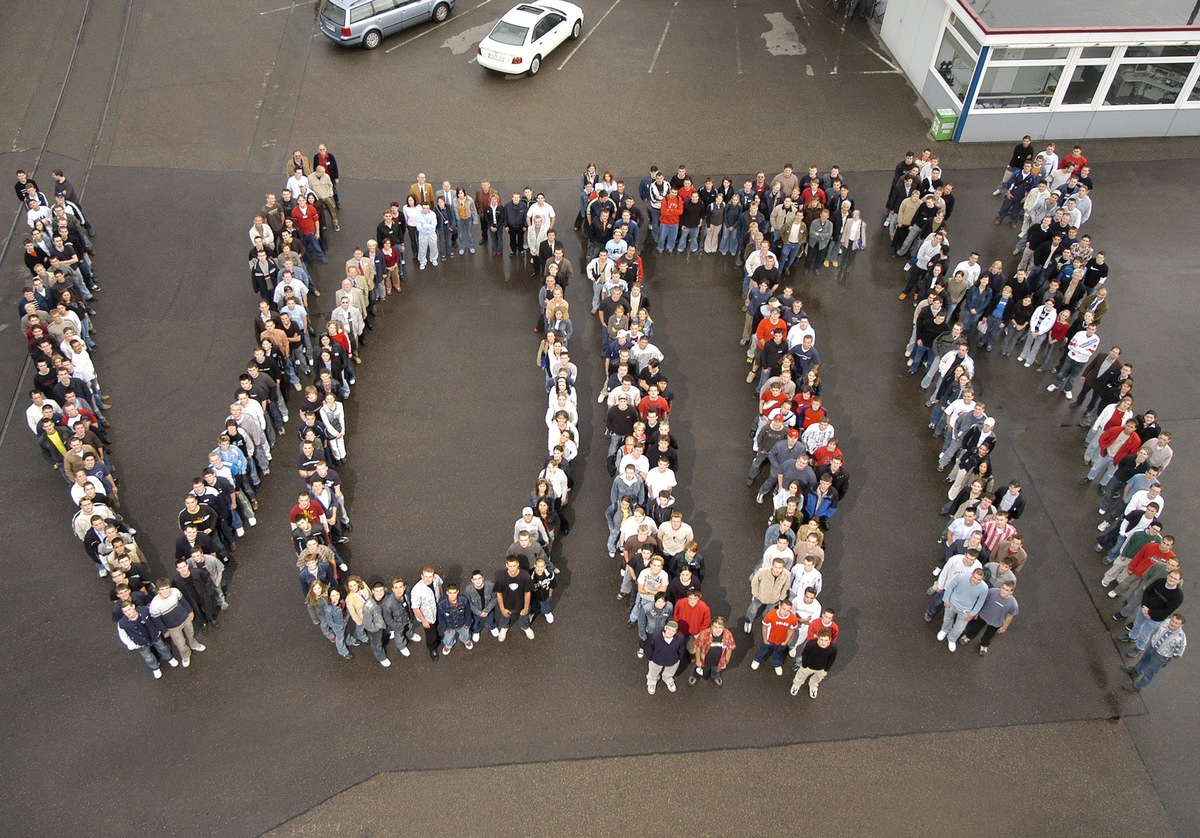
[[790, 628, 837, 698], [993, 135, 1035, 195], [1121, 570, 1183, 655], [174, 560, 220, 632], [175, 524, 223, 562], [503, 192, 526, 256], [117, 602, 177, 679]]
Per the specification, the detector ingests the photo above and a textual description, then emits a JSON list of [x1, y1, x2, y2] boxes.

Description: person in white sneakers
[[790, 628, 837, 698], [117, 601, 178, 679], [1049, 322, 1099, 399], [937, 568, 988, 652]]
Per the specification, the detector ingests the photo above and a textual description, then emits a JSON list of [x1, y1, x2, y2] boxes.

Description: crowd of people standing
[[886, 138, 1184, 690]]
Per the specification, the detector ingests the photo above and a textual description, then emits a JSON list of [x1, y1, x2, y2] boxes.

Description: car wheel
[[570, 19, 581, 40], [529, 55, 541, 75], [433, 2, 450, 22], [363, 29, 382, 50]]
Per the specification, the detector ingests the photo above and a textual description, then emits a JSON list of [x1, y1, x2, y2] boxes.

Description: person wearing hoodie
[[117, 601, 177, 679]]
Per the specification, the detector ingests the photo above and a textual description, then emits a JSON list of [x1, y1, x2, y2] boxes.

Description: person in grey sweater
[[937, 568, 989, 652]]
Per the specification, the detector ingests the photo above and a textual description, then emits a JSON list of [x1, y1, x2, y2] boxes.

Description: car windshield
[[489, 20, 530, 46], [319, 2, 345, 26]]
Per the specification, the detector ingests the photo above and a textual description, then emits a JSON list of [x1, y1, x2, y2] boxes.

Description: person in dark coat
[[173, 559, 220, 631], [644, 620, 688, 694]]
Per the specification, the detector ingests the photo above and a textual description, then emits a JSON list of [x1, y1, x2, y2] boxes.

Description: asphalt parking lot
[[0, 0, 1196, 834]]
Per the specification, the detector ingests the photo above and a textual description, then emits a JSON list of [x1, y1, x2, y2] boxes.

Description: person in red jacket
[[673, 590, 711, 648], [1082, 418, 1140, 486], [291, 200, 326, 263], [657, 188, 684, 253]]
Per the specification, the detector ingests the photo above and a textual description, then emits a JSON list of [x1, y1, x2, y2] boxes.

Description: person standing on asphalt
[[645, 620, 687, 694], [1123, 615, 1186, 692], [117, 601, 178, 679], [790, 627, 837, 698], [689, 616, 735, 686], [1120, 571, 1183, 657], [172, 559, 220, 633], [494, 557, 535, 642], [751, 598, 798, 676], [363, 581, 392, 668], [744, 558, 792, 632], [148, 579, 205, 667], [411, 566, 443, 660], [383, 578, 417, 656], [993, 135, 1035, 195], [322, 588, 354, 660], [436, 584, 473, 657], [937, 568, 989, 652], [959, 581, 1019, 656]]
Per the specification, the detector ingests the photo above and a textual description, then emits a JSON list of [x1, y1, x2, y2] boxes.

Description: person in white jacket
[[924, 548, 983, 621], [1019, 299, 1057, 367]]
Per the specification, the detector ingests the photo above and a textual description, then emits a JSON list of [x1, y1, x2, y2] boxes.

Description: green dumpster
[[931, 108, 958, 141]]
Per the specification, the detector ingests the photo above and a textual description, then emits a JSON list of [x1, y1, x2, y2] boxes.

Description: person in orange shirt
[[656, 187, 684, 253], [751, 599, 799, 675]]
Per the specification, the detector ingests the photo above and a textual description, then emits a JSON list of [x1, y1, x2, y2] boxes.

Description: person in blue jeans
[[1120, 571, 1183, 655], [1123, 614, 1187, 691], [117, 601, 178, 678], [465, 571, 496, 640], [751, 600, 798, 675], [437, 584, 473, 655], [977, 286, 1012, 351], [322, 588, 354, 659]]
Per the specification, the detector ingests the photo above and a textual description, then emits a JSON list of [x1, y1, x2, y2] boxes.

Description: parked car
[[476, 2, 584, 76], [319, 0, 455, 50]]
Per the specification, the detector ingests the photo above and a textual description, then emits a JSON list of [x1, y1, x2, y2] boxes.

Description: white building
[[880, 0, 1200, 141]]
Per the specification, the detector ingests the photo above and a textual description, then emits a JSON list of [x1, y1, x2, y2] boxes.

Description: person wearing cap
[[513, 506, 549, 548], [644, 619, 687, 693]]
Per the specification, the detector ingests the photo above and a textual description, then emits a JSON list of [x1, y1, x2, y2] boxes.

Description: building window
[[975, 64, 1063, 109], [1190, 75, 1200, 102], [1104, 62, 1192, 105], [934, 29, 977, 103], [1062, 62, 1108, 106], [990, 46, 1070, 62]]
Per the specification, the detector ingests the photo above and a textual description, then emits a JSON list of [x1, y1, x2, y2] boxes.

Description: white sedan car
[[477, 2, 584, 76]]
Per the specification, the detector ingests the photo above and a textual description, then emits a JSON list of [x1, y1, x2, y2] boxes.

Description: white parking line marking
[[647, 0, 678, 73], [386, 0, 494, 53], [556, 0, 623, 70], [260, 1, 314, 15]]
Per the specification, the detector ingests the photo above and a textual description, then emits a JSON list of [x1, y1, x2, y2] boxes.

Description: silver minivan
[[319, 0, 455, 50]]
